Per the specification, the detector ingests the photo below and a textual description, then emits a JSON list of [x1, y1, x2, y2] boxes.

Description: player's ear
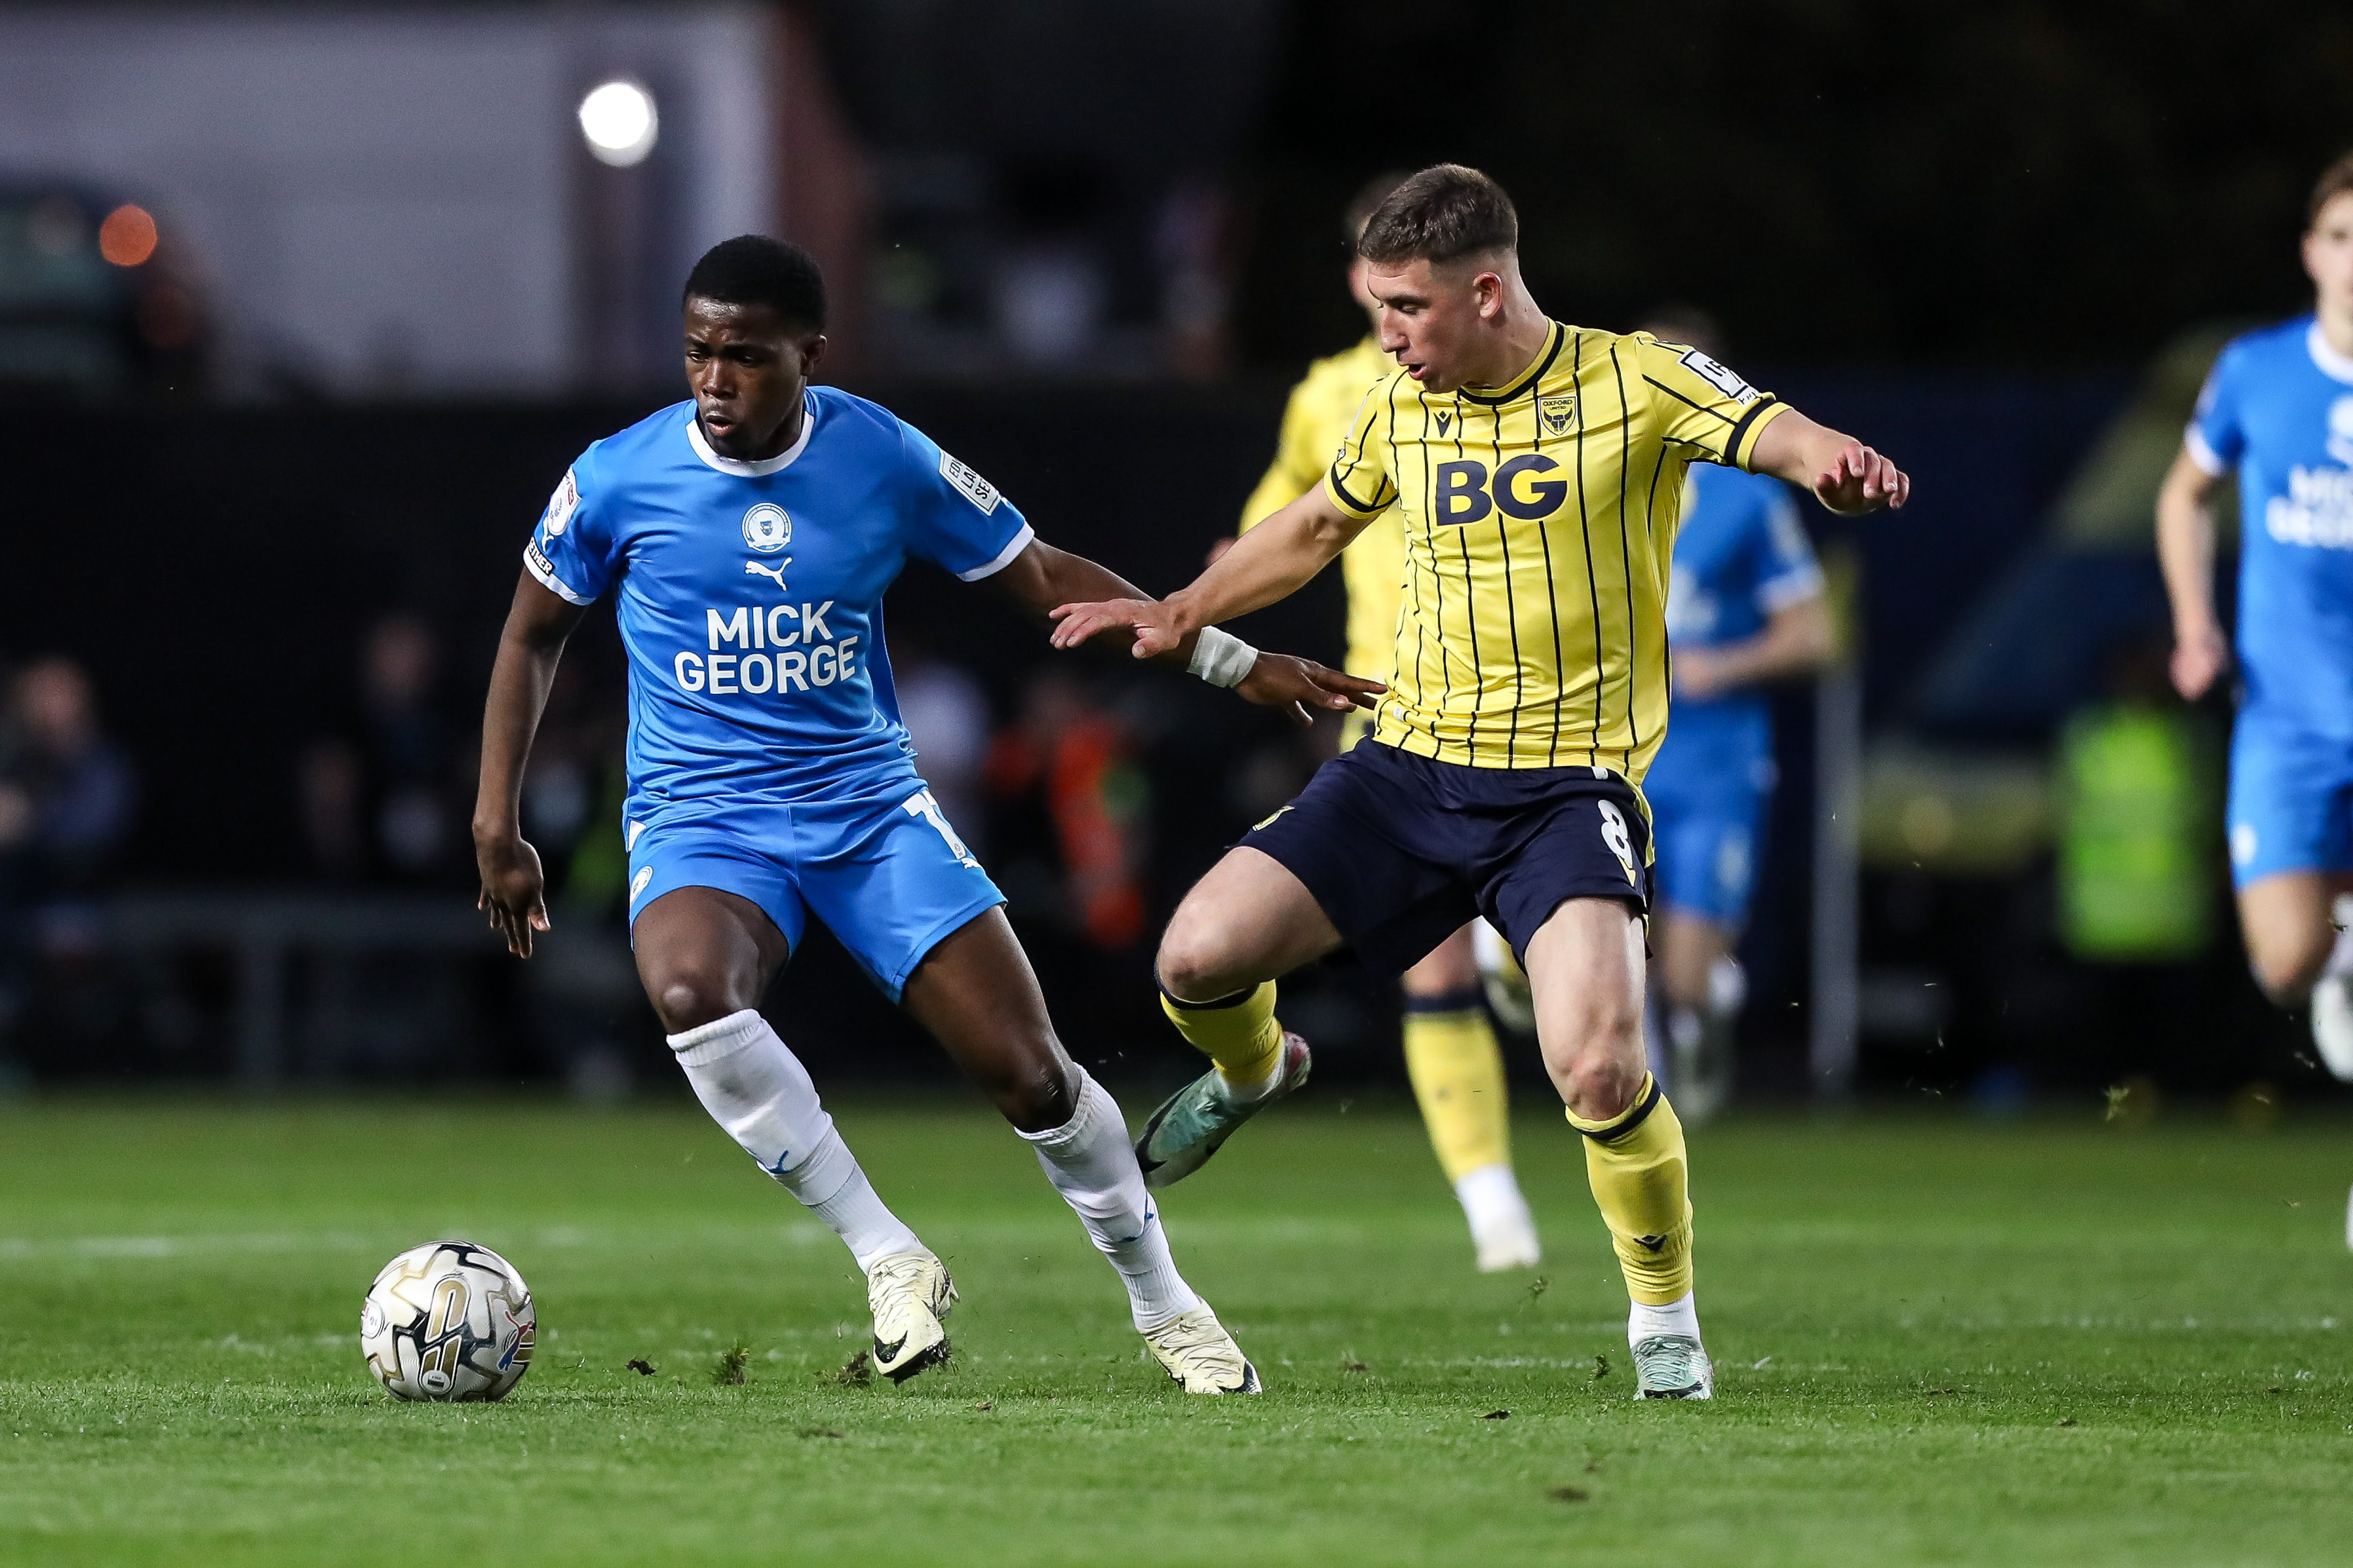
[[798, 333, 828, 375]]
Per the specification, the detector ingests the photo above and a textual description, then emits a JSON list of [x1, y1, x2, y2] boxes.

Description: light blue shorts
[[624, 781, 1003, 1000], [2227, 716, 2353, 890], [1644, 774, 1767, 928]]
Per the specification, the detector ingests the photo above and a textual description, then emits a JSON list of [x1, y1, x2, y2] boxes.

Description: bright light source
[[98, 204, 157, 267], [578, 81, 657, 167]]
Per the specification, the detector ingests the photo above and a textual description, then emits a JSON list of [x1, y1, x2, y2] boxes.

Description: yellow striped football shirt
[[1323, 321, 1789, 782]]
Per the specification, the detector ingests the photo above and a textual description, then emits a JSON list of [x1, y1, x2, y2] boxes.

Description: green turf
[[1, 1095, 2348, 1566]]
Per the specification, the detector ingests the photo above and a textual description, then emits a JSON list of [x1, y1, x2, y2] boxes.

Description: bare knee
[[2251, 934, 2330, 1008], [1156, 904, 1252, 1003], [1538, 993, 1646, 1119], [1402, 925, 1479, 997], [644, 963, 752, 1035], [971, 1043, 1078, 1134]]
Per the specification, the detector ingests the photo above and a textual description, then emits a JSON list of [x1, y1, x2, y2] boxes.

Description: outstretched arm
[[1750, 409, 1911, 515], [1674, 596, 1837, 698], [2155, 445, 2230, 699], [472, 572, 589, 957], [1048, 483, 1369, 657], [989, 537, 1382, 726]]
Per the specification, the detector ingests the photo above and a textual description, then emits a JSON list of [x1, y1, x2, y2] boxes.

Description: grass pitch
[[0, 1095, 2347, 1567]]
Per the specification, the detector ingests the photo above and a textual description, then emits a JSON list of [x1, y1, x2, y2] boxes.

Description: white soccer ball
[[360, 1240, 536, 1402]]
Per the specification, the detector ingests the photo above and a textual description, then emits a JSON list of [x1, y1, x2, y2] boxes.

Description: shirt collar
[[686, 394, 817, 476], [2306, 320, 2353, 386]]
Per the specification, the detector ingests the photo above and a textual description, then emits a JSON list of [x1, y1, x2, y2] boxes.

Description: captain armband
[[1188, 626, 1260, 689]]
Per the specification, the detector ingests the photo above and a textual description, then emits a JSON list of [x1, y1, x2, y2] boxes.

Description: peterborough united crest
[[742, 503, 792, 553], [1539, 395, 1578, 436]]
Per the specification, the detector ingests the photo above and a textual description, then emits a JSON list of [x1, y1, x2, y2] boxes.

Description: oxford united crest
[[742, 503, 792, 553], [1539, 395, 1578, 436]]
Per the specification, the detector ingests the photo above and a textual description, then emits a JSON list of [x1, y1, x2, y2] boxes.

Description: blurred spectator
[[0, 656, 138, 1065], [890, 629, 992, 862], [986, 668, 1148, 949], [298, 613, 467, 883], [1154, 178, 1235, 379], [0, 657, 139, 905]]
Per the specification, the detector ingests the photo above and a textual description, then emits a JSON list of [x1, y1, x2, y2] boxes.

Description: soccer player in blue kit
[[2160, 153, 2353, 1108], [1632, 311, 1833, 1120], [472, 237, 1380, 1392]]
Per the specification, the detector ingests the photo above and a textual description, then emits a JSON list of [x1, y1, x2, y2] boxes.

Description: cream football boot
[[866, 1250, 956, 1383], [1142, 1306, 1260, 1394]]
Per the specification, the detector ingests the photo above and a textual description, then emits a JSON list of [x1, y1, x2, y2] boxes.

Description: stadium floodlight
[[578, 80, 658, 167]]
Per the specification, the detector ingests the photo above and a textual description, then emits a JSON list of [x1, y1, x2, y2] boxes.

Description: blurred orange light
[[98, 204, 157, 267]]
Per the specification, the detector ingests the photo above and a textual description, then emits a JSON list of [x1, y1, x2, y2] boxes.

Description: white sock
[[668, 1009, 921, 1271], [1214, 1062, 1281, 1104], [1628, 1290, 1702, 1347], [1019, 1068, 1203, 1332], [1452, 1162, 1534, 1238]]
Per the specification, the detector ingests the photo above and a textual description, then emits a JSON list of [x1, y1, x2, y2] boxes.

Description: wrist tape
[[1188, 626, 1259, 688]]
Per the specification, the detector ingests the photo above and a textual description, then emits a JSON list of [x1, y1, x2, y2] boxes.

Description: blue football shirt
[[525, 391, 1032, 807], [1652, 463, 1823, 780], [2188, 315, 2353, 739]]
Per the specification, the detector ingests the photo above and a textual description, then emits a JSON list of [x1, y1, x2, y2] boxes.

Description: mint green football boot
[[1133, 1032, 1311, 1190]]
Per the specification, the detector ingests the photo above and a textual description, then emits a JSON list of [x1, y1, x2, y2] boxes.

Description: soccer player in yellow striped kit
[[1055, 164, 1909, 1397], [1234, 173, 1542, 1273]]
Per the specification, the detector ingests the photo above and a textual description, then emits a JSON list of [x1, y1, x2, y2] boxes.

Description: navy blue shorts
[[1239, 739, 1651, 976]]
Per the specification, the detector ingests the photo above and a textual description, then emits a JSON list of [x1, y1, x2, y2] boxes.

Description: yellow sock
[[1402, 991, 1511, 1183], [1159, 981, 1282, 1090], [1566, 1074, 1693, 1305]]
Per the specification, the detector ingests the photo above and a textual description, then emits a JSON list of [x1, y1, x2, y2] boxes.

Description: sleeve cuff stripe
[[1728, 398, 1787, 470], [956, 522, 1035, 581], [1326, 466, 1383, 518], [2183, 427, 2227, 477], [523, 546, 593, 605], [1758, 566, 1827, 613]]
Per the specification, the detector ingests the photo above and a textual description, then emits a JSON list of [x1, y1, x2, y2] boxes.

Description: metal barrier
[[107, 890, 503, 1090]]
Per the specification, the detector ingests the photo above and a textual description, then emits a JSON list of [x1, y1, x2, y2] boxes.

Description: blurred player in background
[[2159, 151, 2353, 1094], [1234, 172, 1540, 1273], [1624, 306, 1832, 1120], [475, 237, 1376, 1394], [1057, 166, 1909, 1398]]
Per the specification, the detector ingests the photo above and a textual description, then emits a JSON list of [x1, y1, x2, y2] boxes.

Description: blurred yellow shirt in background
[[1238, 336, 1406, 694]]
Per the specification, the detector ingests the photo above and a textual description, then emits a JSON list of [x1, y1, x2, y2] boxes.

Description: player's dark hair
[[683, 235, 826, 332], [2310, 151, 2353, 227], [1344, 170, 1412, 244], [1637, 303, 1724, 359], [1357, 164, 1517, 267]]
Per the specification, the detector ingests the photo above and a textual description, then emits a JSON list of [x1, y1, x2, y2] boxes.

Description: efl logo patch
[[1539, 395, 1577, 436], [1679, 349, 1759, 406], [541, 468, 581, 536], [741, 502, 792, 554], [939, 451, 1001, 514]]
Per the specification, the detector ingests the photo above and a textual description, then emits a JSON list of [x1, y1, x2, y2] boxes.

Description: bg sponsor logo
[[1433, 456, 1568, 526]]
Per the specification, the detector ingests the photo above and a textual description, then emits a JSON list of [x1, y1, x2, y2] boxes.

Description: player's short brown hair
[[1344, 170, 1412, 244], [2310, 151, 2353, 227], [1357, 164, 1518, 267]]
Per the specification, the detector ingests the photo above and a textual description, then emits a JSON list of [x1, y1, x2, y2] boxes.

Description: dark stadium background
[[0, 0, 2343, 1105]]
